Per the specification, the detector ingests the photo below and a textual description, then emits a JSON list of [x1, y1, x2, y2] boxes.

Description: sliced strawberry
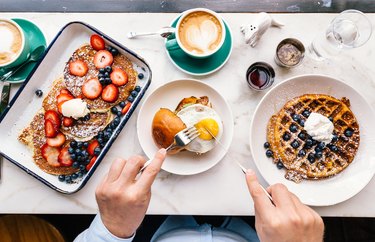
[[57, 102, 65, 114], [82, 78, 102, 100], [58, 147, 73, 167], [62, 117, 74, 127], [101, 84, 119, 103], [56, 93, 74, 105], [60, 89, 71, 95], [110, 68, 128, 86], [87, 140, 100, 156], [69, 60, 88, 77], [45, 119, 59, 138], [44, 110, 61, 129], [86, 156, 97, 171], [47, 133, 66, 147], [41, 144, 61, 167], [121, 102, 131, 115], [90, 34, 105, 51], [94, 50, 113, 69]]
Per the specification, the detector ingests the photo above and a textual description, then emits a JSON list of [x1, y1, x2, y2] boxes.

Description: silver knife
[[204, 127, 274, 203]]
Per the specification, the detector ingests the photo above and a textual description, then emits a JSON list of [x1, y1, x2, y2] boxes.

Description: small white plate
[[250, 74, 375, 206], [137, 79, 234, 175]]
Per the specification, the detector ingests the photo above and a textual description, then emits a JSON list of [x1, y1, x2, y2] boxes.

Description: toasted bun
[[152, 108, 186, 149]]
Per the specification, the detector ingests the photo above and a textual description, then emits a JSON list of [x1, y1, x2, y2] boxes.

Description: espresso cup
[[0, 19, 31, 69], [166, 8, 226, 59]]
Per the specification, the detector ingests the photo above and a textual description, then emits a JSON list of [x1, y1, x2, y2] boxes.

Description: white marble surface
[[1, 13, 375, 216]]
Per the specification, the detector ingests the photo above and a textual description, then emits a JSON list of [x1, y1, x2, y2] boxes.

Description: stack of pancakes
[[267, 94, 360, 183]]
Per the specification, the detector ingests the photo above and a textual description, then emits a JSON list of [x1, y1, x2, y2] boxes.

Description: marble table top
[[1, 13, 375, 216]]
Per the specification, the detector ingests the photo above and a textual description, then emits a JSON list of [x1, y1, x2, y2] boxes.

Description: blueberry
[[79, 164, 86, 171], [302, 110, 310, 118], [70, 154, 77, 160], [137, 73, 144, 79], [299, 120, 305, 127], [329, 116, 333, 122], [332, 135, 338, 142], [317, 142, 325, 149], [131, 90, 138, 97], [105, 66, 112, 73], [104, 131, 111, 140], [99, 79, 106, 85], [298, 149, 306, 157], [94, 147, 101, 156], [113, 117, 120, 126], [276, 161, 284, 169], [72, 162, 79, 169], [77, 142, 83, 149], [127, 96, 134, 103], [266, 150, 273, 158], [75, 149, 81, 155], [83, 142, 88, 148], [105, 77, 112, 84], [292, 114, 300, 122], [283, 133, 291, 141], [58, 175, 65, 182], [111, 107, 118, 114], [68, 147, 74, 154], [78, 171, 83, 178], [107, 46, 113, 52], [134, 86, 141, 92], [78, 155, 84, 162], [98, 73, 104, 79], [344, 128, 353, 137], [315, 152, 323, 159], [306, 139, 313, 147], [65, 175, 72, 183], [289, 124, 298, 133], [312, 139, 318, 146], [298, 132, 306, 140], [341, 136, 349, 142], [70, 141, 77, 148], [81, 150, 88, 158], [98, 131, 104, 137], [99, 68, 105, 73], [110, 47, 119, 56], [83, 114, 90, 121], [308, 153, 315, 163], [106, 128, 113, 134], [84, 158, 91, 165], [117, 110, 122, 117], [98, 137, 104, 145], [291, 140, 300, 149], [35, 89, 43, 97], [72, 173, 78, 180], [330, 145, 338, 152], [315, 146, 322, 152], [264, 142, 270, 149]]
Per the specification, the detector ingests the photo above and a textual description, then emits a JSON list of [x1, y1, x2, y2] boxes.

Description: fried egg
[[176, 104, 223, 154]]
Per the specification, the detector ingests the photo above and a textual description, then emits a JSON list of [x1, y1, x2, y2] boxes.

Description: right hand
[[245, 169, 324, 242]]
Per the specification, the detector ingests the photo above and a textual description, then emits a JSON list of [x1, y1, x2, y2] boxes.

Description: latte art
[[178, 11, 223, 55], [0, 20, 23, 65]]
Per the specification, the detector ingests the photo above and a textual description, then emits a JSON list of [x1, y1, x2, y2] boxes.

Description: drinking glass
[[308, 9, 372, 60]]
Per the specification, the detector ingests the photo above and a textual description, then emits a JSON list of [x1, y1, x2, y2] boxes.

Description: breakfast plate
[[137, 79, 234, 175], [0, 22, 151, 193], [250, 74, 375, 206]]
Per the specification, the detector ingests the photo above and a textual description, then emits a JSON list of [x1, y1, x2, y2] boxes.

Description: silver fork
[[139, 126, 199, 173]]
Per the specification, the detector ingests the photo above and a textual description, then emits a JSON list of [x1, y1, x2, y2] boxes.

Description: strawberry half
[[45, 119, 59, 138], [90, 34, 105, 51], [46, 133, 66, 147], [69, 60, 88, 77], [86, 156, 97, 171], [58, 147, 73, 167], [57, 93, 74, 105], [41, 144, 61, 167], [110, 68, 128, 86], [101, 84, 119, 103], [87, 140, 100, 156], [44, 110, 61, 129], [121, 102, 131, 115], [62, 117, 74, 127], [60, 89, 71, 95], [82, 78, 102, 100], [94, 50, 113, 69]]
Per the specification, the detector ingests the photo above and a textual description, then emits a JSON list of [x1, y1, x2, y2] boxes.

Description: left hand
[[95, 149, 166, 238]]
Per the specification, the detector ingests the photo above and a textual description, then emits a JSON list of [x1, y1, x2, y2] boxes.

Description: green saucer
[[0, 19, 47, 83], [166, 17, 233, 76]]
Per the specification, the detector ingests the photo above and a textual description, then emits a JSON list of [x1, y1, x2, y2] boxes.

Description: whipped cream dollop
[[304, 112, 334, 144], [61, 98, 90, 119]]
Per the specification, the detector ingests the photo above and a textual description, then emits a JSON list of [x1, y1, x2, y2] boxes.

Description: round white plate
[[250, 74, 375, 206], [137, 79, 234, 175]]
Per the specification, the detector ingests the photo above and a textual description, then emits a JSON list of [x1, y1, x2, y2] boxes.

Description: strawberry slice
[[82, 78, 102, 100], [101, 84, 119, 103], [121, 102, 131, 115], [87, 140, 100, 156], [47, 133, 66, 147], [58, 147, 73, 167], [62, 117, 74, 127], [41, 144, 61, 167], [60, 89, 71, 95], [90, 34, 105, 51], [69, 60, 88, 77], [86, 156, 97, 171], [56, 93, 74, 105], [44, 110, 61, 129], [57, 102, 65, 114], [45, 119, 59, 138], [94, 50, 113, 69], [110, 68, 128, 86]]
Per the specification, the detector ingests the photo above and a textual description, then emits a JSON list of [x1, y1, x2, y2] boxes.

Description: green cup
[[0, 18, 31, 70], [165, 8, 226, 59]]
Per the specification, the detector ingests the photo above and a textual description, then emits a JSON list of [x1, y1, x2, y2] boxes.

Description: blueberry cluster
[[98, 66, 113, 85]]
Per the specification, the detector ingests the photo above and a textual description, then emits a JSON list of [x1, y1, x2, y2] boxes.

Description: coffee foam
[[0, 21, 23, 65]]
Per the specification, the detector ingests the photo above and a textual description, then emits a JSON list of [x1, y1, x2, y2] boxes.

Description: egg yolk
[[195, 118, 219, 140]]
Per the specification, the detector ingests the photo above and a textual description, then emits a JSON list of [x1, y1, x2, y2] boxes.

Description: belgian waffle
[[267, 94, 360, 183]]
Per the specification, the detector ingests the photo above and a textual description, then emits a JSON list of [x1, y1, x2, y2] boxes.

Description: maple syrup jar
[[275, 38, 305, 68], [246, 62, 275, 91]]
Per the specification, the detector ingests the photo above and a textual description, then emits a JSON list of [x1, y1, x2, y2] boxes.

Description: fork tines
[[183, 126, 200, 140]]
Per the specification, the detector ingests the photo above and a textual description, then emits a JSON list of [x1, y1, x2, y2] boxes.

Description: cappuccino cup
[[0, 19, 30, 69], [166, 8, 226, 59]]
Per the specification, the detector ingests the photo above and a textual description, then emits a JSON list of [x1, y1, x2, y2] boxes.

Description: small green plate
[[0, 18, 47, 83], [166, 16, 233, 76]]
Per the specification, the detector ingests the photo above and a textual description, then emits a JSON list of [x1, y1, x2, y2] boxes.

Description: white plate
[[250, 74, 375, 206], [137, 79, 234, 175]]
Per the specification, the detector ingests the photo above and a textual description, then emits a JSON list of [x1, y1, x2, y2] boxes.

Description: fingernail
[[159, 148, 166, 155], [246, 169, 255, 176]]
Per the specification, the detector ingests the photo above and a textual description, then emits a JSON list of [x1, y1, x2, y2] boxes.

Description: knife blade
[[204, 127, 274, 203], [0, 82, 11, 115]]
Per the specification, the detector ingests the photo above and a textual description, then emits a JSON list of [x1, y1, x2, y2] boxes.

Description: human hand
[[246, 169, 324, 242], [95, 149, 166, 238]]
